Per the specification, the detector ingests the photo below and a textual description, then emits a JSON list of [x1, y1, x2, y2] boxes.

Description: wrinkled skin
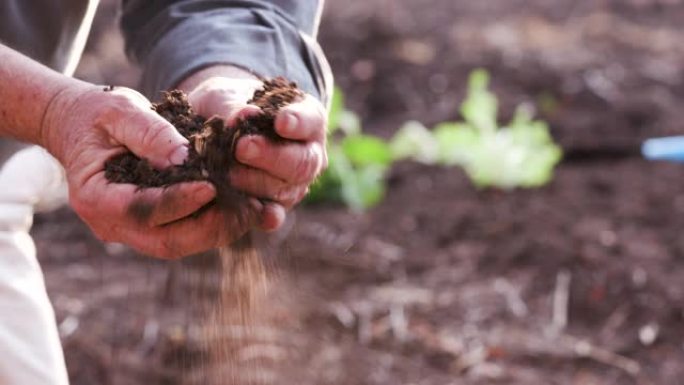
[[41, 84, 240, 258]]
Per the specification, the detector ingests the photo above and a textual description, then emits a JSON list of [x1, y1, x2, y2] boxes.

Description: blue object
[[642, 136, 684, 162]]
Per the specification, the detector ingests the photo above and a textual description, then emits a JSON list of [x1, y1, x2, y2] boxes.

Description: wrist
[[177, 65, 259, 93]]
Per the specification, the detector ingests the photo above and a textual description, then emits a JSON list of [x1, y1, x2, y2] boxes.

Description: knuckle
[[273, 185, 293, 203], [293, 146, 317, 183], [99, 92, 139, 121], [140, 119, 168, 148], [279, 195, 298, 209], [106, 92, 133, 107]]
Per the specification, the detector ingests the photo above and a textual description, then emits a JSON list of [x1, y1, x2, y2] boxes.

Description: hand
[[186, 76, 328, 231], [41, 84, 261, 258]]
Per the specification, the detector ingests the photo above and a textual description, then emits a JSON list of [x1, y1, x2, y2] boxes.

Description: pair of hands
[[41, 73, 327, 258]]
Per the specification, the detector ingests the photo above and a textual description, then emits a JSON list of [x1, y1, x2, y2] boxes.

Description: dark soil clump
[[236, 77, 304, 142]]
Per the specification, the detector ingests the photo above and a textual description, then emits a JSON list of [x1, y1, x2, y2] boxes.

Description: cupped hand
[[187, 77, 328, 231], [41, 84, 260, 258]]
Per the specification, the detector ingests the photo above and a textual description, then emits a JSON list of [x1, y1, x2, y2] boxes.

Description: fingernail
[[241, 139, 260, 161], [169, 146, 188, 165], [282, 112, 298, 135]]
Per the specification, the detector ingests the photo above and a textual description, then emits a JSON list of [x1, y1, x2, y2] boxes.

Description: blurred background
[[35, 0, 684, 384]]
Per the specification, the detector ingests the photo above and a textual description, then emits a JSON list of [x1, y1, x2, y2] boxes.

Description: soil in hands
[[103, 77, 303, 384], [104, 76, 303, 206]]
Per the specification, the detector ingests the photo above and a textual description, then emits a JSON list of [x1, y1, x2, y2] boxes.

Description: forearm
[[0, 44, 89, 146]]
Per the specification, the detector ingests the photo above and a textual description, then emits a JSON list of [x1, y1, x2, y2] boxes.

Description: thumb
[[111, 90, 188, 169], [126, 111, 188, 169]]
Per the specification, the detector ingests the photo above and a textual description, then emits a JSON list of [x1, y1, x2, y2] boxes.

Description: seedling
[[307, 88, 392, 211], [311, 70, 562, 211], [391, 69, 562, 189]]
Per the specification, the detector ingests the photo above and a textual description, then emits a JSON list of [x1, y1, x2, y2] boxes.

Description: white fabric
[[0, 146, 69, 385]]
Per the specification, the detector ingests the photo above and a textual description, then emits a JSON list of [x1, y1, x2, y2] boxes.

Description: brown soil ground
[[33, 0, 684, 384]]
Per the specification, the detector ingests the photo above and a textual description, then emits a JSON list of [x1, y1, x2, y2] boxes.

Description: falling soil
[[104, 77, 303, 384]]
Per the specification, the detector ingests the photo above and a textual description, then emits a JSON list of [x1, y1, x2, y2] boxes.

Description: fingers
[[125, 112, 188, 168], [230, 165, 308, 208], [107, 89, 189, 169], [74, 173, 216, 226], [275, 94, 328, 141], [258, 203, 287, 232], [229, 95, 327, 214], [73, 172, 261, 259], [235, 135, 325, 184], [128, 182, 216, 226], [118, 206, 260, 259]]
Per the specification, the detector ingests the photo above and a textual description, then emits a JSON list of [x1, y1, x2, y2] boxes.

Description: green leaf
[[436, 69, 563, 189], [432, 122, 478, 165], [340, 164, 388, 211], [342, 134, 393, 167], [306, 149, 343, 204], [389, 121, 440, 164], [328, 88, 361, 136], [460, 68, 498, 133], [338, 110, 361, 136], [327, 146, 386, 211], [461, 127, 562, 189], [308, 144, 389, 211], [509, 103, 534, 128], [309, 86, 393, 211]]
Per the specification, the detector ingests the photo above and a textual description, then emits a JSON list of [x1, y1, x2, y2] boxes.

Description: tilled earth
[[34, 0, 684, 384]]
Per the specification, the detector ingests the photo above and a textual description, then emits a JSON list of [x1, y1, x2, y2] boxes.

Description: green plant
[[390, 69, 562, 189], [310, 70, 562, 211], [307, 88, 393, 211]]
